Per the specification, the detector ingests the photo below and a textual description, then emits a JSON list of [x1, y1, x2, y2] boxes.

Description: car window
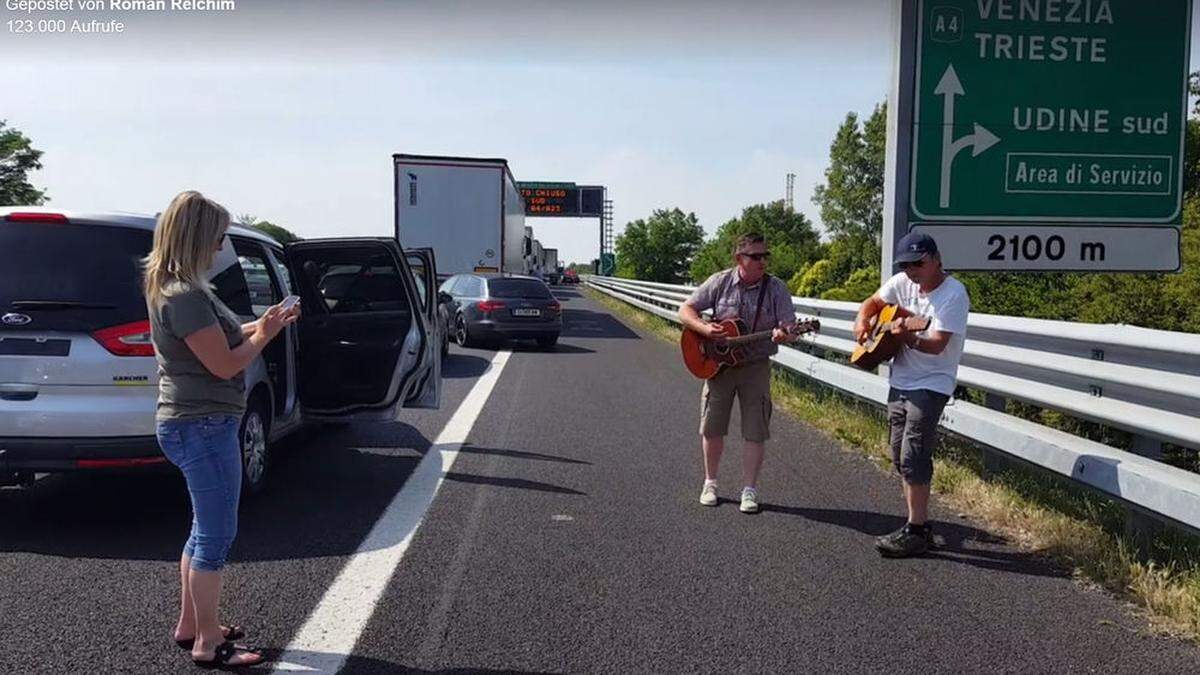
[[269, 249, 294, 295], [464, 276, 484, 297], [438, 276, 457, 295], [488, 278, 552, 299], [210, 257, 255, 319], [407, 255, 429, 311], [232, 239, 282, 318], [294, 247, 410, 315], [0, 221, 151, 331]]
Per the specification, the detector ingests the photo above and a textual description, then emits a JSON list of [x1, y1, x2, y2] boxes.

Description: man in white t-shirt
[[853, 232, 970, 558]]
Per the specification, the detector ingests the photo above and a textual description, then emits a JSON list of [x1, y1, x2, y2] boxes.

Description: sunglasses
[[899, 258, 927, 270], [739, 252, 771, 261]]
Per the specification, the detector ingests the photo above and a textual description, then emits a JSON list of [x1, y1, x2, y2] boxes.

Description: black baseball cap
[[895, 231, 938, 264]]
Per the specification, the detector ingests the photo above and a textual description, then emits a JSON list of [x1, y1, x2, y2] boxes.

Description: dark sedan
[[438, 273, 562, 349]]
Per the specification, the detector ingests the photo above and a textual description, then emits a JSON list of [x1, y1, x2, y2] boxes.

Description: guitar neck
[[724, 330, 779, 346], [725, 324, 814, 345]]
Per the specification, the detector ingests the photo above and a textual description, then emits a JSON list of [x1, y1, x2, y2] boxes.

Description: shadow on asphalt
[[549, 286, 583, 300], [560, 308, 641, 340], [0, 423, 585, 562], [758, 503, 1066, 578], [457, 444, 591, 466], [443, 471, 587, 496], [440, 353, 493, 379], [456, 341, 596, 355], [507, 342, 595, 355]]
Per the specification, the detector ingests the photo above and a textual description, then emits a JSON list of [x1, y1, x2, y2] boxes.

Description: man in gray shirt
[[679, 233, 796, 513]]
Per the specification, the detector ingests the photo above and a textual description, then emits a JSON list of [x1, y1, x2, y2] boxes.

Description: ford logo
[[2, 313, 32, 326]]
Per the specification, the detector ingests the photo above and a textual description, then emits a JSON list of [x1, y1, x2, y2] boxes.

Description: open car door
[[284, 237, 440, 420], [402, 247, 441, 409]]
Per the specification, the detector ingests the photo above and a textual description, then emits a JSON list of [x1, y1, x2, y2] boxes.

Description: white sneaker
[[739, 487, 760, 514], [699, 483, 718, 507]]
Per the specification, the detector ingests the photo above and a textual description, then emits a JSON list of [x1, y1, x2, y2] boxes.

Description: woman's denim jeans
[[156, 415, 242, 572]]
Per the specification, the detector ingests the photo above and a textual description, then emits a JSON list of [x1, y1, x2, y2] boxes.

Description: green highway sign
[[910, 0, 1191, 223]]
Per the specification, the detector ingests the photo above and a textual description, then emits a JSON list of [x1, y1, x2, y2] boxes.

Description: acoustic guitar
[[850, 304, 930, 371], [681, 318, 820, 380]]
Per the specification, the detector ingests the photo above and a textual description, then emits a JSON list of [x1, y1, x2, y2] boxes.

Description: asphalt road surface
[[2, 286, 1196, 674]]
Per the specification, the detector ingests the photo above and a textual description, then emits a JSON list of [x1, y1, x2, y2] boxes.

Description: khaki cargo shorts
[[700, 359, 773, 442]]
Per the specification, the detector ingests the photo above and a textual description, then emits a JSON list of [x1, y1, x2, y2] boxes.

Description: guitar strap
[[751, 274, 770, 331]]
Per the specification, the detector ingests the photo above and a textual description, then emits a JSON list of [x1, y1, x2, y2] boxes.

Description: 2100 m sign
[[985, 233, 1103, 262], [912, 225, 1181, 272]]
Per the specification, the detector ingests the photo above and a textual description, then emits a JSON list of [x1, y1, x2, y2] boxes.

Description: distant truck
[[543, 248, 560, 284], [394, 154, 526, 278], [524, 226, 536, 276], [532, 239, 545, 279]]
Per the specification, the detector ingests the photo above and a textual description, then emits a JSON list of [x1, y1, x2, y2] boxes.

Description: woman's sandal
[[192, 641, 264, 670], [175, 625, 245, 650]]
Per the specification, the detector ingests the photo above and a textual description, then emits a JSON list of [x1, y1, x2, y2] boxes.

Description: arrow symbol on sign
[[935, 64, 1001, 208]]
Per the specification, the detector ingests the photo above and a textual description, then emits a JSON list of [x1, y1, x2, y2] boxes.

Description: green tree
[[1185, 71, 1199, 198], [614, 208, 705, 283], [811, 103, 886, 248], [239, 213, 301, 244], [1190, 70, 1199, 116], [820, 265, 881, 302], [689, 201, 820, 283], [790, 259, 838, 297], [957, 271, 1078, 319], [1065, 197, 1200, 332], [785, 230, 879, 299], [800, 103, 886, 299], [0, 121, 47, 205]]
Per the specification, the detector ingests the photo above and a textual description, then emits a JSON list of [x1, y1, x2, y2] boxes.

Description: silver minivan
[[0, 208, 443, 493]]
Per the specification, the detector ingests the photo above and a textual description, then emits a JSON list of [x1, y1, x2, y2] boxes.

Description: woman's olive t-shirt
[[149, 281, 247, 421]]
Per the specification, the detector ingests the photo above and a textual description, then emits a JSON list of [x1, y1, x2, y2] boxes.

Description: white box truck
[[394, 154, 526, 278], [543, 248, 560, 284]]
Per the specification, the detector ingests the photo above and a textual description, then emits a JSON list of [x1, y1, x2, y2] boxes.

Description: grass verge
[[585, 285, 1200, 641]]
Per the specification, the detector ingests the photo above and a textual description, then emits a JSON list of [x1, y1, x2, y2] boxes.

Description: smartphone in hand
[[280, 294, 301, 312]]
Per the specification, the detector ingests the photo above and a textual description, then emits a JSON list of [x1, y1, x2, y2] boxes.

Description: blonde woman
[[144, 191, 298, 668]]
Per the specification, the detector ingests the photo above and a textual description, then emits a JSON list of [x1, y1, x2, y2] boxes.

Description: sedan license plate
[[512, 308, 541, 317]]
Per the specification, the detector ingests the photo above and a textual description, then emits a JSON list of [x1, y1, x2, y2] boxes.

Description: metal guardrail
[[585, 275, 1200, 533]]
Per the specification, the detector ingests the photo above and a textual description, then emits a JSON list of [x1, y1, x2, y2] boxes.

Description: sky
[[3, 0, 1198, 266]]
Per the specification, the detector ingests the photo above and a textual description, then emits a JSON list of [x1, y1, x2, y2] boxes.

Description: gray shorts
[[700, 359, 772, 442], [887, 387, 949, 485]]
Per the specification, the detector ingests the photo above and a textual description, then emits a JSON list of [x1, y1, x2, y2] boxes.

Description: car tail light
[[5, 212, 68, 224], [92, 320, 155, 357], [548, 300, 561, 311], [477, 300, 506, 312]]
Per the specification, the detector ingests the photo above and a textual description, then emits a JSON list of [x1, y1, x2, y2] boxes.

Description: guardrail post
[[1123, 504, 1166, 562], [981, 393, 1009, 476], [1129, 434, 1164, 461]]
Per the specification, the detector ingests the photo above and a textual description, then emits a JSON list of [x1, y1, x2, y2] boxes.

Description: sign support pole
[[882, 0, 918, 281]]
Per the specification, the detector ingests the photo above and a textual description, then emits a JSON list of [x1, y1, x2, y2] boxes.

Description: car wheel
[[455, 314, 476, 348], [240, 400, 270, 496], [536, 334, 558, 349]]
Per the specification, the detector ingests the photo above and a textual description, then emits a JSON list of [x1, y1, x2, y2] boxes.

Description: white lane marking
[[273, 349, 512, 673]]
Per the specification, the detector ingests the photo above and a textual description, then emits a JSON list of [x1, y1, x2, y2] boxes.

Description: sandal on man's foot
[[192, 641, 264, 670], [176, 625, 245, 650]]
